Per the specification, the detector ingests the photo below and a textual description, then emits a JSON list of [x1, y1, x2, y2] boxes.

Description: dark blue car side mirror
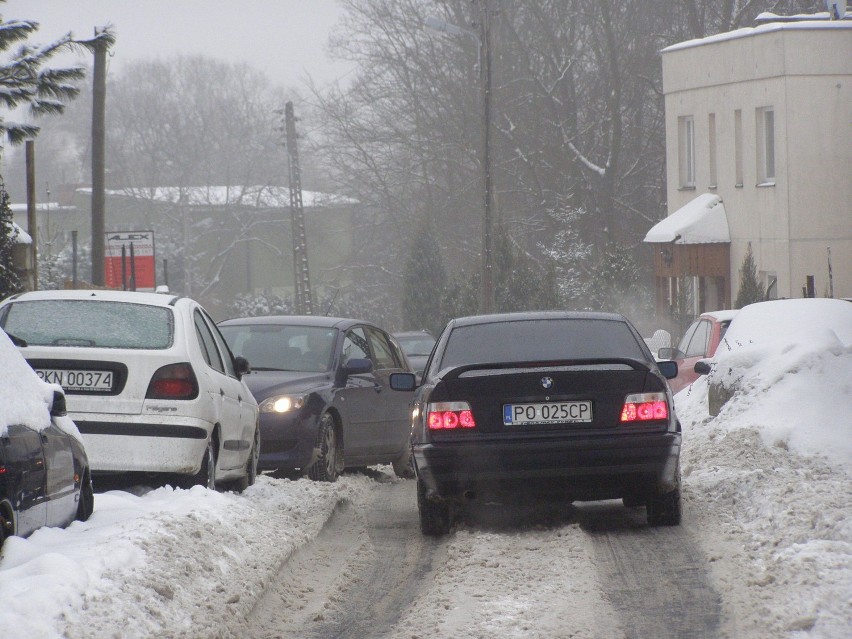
[[343, 358, 372, 376], [389, 372, 417, 391]]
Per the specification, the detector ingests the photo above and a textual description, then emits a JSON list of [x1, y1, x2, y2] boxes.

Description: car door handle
[[220, 388, 225, 396], [373, 383, 382, 393]]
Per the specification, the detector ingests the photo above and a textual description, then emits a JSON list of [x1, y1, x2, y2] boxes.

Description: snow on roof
[[643, 193, 730, 244], [8, 221, 32, 245], [662, 15, 852, 53], [76, 185, 357, 209], [10, 202, 76, 214]]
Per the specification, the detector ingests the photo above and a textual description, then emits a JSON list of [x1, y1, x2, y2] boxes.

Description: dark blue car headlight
[[259, 395, 306, 414]]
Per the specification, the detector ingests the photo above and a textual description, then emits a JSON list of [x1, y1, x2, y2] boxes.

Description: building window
[[678, 115, 695, 188], [756, 106, 775, 185], [708, 113, 717, 188], [734, 109, 743, 187]]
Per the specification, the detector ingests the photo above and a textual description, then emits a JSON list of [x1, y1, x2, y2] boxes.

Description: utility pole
[[284, 102, 314, 315], [90, 28, 109, 286], [478, 0, 494, 314], [25, 141, 38, 290]]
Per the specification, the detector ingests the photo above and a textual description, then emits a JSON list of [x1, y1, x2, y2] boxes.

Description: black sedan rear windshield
[[439, 318, 646, 369]]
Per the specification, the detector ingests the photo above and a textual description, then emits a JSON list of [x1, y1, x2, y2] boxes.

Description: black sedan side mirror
[[657, 360, 678, 380], [389, 372, 417, 391], [694, 360, 712, 375]]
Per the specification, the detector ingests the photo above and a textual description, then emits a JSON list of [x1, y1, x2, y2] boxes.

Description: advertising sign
[[104, 231, 156, 291]]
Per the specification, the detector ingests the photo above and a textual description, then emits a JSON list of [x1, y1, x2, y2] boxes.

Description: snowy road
[[231, 472, 722, 639], [239, 470, 442, 638]]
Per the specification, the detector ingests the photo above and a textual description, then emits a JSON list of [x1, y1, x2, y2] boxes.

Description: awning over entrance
[[644, 193, 730, 245]]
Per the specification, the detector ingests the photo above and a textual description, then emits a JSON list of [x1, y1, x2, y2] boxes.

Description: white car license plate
[[36, 369, 114, 391], [503, 401, 593, 425]]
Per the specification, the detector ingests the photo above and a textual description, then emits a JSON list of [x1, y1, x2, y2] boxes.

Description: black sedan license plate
[[503, 401, 593, 425], [36, 369, 114, 392]]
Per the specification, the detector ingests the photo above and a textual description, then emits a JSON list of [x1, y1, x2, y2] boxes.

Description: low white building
[[646, 14, 852, 317]]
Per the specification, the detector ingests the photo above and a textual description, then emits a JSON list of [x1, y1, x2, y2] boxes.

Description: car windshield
[[220, 324, 338, 373], [397, 335, 436, 356], [439, 318, 647, 369], [0, 300, 174, 349]]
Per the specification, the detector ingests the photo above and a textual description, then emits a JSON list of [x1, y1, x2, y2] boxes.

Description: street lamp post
[[425, 3, 494, 314]]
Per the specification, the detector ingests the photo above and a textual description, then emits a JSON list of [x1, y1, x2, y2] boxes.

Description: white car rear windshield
[[440, 319, 647, 369], [1, 300, 174, 349]]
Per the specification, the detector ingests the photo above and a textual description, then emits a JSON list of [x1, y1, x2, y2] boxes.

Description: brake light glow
[[620, 392, 668, 422], [426, 401, 476, 430], [146, 363, 199, 400]]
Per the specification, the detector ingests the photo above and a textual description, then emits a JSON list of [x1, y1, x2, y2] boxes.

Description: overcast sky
[[3, 0, 352, 90]]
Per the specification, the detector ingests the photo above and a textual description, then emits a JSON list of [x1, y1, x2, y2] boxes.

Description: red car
[[657, 310, 737, 394]]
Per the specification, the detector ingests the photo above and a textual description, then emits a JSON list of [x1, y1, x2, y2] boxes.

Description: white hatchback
[[0, 290, 259, 492]]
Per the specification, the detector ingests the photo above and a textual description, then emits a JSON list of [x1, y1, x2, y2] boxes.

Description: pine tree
[[735, 242, 765, 308], [0, 183, 23, 299], [0, 7, 114, 143]]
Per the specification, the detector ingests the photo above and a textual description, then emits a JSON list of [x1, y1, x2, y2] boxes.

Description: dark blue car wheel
[[308, 413, 339, 482]]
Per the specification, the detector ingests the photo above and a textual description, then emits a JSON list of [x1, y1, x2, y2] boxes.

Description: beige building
[[646, 18, 852, 318]]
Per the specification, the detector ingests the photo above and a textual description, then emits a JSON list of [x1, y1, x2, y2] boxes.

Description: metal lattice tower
[[284, 101, 314, 315]]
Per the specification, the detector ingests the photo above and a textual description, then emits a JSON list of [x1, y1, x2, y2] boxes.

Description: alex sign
[[104, 231, 156, 291]]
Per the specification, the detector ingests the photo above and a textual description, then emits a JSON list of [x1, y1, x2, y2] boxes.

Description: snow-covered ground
[[2, 303, 850, 638]]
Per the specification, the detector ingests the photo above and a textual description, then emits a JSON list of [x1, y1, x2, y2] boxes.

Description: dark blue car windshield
[[439, 318, 646, 369]]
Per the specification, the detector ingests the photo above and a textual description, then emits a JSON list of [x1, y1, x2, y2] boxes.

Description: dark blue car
[[218, 316, 415, 482]]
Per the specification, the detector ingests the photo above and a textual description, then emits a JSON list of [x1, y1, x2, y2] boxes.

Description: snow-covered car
[[390, 311, 683, 535], [658, 309, 737, 394], [0, 290, 259, 492], [218, 315, 415, 482], [1, 329, 93, 548], [695, 298, 852, 416]]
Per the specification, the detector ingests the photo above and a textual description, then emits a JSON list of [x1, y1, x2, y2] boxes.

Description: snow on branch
[[567, 142, 606, 176]]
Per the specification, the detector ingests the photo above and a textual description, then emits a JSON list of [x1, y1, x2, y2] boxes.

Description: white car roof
[[5, 289, 180, 307]]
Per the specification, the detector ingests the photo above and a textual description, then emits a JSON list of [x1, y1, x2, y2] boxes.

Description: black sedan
[[1, 330, 94, 548], [390, 311, 682, 535], [218, 316, 415, 482]]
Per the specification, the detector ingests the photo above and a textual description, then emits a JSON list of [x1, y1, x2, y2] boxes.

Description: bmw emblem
[[541, 377, 553, 389]]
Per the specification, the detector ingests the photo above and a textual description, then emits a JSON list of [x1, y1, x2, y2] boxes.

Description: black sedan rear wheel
[[0, 505, 13, 548], [647, 488, 682, 526], [417, 476, 450, 536], [308, 413, 339, 482]]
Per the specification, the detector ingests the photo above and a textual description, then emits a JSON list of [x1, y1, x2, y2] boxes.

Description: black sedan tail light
[[426, 401, 477, 430], [146, 363, 199, 400], [620, 392, 669, 422]]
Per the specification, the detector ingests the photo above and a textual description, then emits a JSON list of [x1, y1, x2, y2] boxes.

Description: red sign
[[104, 231, 156, 291]]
